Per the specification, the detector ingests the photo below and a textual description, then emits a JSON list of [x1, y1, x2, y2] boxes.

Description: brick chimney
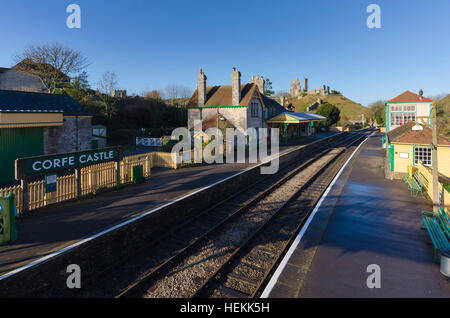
[[231, 67, 241, 106], [197, 68, 207, 106]]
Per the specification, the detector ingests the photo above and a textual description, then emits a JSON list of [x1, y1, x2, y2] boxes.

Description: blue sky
[[1, 0, 449, 105]]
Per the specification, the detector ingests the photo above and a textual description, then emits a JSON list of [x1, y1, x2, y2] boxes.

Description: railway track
[[73, 130, 371, 298], [192, 132, 369, 298]]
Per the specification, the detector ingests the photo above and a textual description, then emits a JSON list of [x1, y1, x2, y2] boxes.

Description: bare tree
[[97, 71, 118, 96], [163, 84, 193, 101], [13, 42, 88, 93], [97, 71, 119, 117], [180, 86, 193, 99]]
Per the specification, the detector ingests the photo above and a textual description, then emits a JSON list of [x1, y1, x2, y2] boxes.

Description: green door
[[388, 144, 395, 172], [0, 128, 44, 185]]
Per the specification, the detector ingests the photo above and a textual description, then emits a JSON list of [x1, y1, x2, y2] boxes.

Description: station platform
[[265, 132, 450, 298], [0, 132, 337, 278]]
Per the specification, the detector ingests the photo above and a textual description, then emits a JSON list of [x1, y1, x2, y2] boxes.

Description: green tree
[[369, 100, 386, 125], [264, 78, 275, 97], [72, 71, 90, 90], [317, 103, 341, 127]]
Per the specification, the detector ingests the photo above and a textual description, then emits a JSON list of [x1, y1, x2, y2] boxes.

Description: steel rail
[[115, 132, 367, 298], [190, 132, 370, 298]]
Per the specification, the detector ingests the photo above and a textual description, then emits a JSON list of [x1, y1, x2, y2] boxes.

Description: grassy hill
[[437, 94, 450, 137], [438, 94, 450, 115], [286, 93, 371, 122]]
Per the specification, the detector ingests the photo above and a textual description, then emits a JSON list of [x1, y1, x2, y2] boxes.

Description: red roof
[[388, 91, 432, 103], [388, 122, 450, 146]]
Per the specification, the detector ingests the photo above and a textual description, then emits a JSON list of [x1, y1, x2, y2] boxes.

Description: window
[[392, 113, 403, 125], [415, 147, 432, 166], [403, 112, 416, 123], [251, 102, 259, 117], [404, 105, 416, 112], [390, 104, 416, 126]]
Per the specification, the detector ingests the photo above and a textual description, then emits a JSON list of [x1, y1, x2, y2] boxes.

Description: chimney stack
[[197, 68, 207, 106], [255, 75, 265, 95], [303, 78, 308, 92], [231, 67, 241, 106], [419, 89, 424, 100], [250, 74, 265, 94]]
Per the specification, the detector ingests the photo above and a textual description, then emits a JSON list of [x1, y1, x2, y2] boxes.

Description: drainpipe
[[75, 116, 79, 151]]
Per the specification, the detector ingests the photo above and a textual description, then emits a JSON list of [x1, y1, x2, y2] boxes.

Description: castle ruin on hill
[[290, 77, 330, 98]]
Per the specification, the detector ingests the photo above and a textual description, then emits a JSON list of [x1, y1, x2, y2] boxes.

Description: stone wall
[[246, 98, 263, 130], [290, 78, 301, 97], [44, 116, 92, 155], [188, 108, 201, 130], [189, 107, 249, 133]]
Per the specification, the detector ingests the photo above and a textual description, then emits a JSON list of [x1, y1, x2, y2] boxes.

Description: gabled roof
[[0, 90, 91, 116], [266, 111, 326, 124], [260, 95, 285, 112], [388, 91, 432, 103], [187, 83, 263, 107], [387, 122, 450, 146], [12, 59, 70, 82]]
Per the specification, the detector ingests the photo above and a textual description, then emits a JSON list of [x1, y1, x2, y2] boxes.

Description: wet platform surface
[[268, 132, 450, 298], [0, 133, 336, 277]]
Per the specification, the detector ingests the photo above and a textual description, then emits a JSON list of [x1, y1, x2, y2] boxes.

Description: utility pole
[[431, 101, 439, 212], [417, 101, 439, 212]]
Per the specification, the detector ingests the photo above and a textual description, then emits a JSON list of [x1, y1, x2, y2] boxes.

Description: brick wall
[[44, 116, 92, 154]]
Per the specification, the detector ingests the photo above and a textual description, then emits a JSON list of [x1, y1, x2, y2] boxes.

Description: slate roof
[[388, 91, 432, 103], [387, 122, 450, 146], [0, 90, 91, 116], [283, 112, 327, 121], [260, 95, 286, 113]]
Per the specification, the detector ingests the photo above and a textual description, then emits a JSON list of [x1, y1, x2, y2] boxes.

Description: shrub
[[317, 103, 341, 127]]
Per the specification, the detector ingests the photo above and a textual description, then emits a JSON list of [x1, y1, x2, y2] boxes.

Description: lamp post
[[417, 101, 439, 212]]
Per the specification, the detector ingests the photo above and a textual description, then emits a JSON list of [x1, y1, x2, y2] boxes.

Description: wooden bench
[[404, 171, 425, 197], [422, 210, 450, 262], [423, 207, 450, 238]]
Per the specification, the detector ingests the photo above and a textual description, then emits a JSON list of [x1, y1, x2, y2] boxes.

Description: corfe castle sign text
[[15, 147, 122, 179]]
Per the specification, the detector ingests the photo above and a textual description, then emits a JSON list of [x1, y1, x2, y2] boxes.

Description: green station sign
[[15, 147, 123, 180]]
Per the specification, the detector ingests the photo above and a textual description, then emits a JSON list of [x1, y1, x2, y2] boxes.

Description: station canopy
[[266, 112, 326, 124]]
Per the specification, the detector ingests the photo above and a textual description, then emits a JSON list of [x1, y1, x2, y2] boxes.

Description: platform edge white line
[[260, 131, 376, 298]]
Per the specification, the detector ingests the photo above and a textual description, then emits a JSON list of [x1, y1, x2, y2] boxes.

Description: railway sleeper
[[216, 285, 250, 298]]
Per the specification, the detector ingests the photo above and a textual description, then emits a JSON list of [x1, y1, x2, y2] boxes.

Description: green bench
[[422, 209, 450, 262], [404, 171, 426, 197], [423, 207, 450, 238]]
